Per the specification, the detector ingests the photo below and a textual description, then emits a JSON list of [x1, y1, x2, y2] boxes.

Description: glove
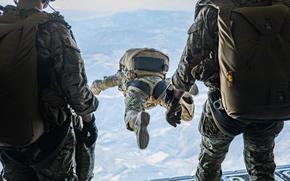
[[166, 103, 182, 127], [90, 80, 103, 95], [165, 85, 184, 127], [82, 114, 98, 147], [180, 93, 195, 121]]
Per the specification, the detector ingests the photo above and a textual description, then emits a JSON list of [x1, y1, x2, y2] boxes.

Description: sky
[[1, 0, 196, 14]]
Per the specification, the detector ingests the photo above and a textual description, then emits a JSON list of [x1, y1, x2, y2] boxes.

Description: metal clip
[[213, 99, 224, 110]]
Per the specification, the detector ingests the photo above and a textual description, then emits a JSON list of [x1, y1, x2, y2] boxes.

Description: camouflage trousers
[[124, 76, 167, 130], [124, 76, 194, 130], [73, 116, 95, 181], [0, 122, 95, 181], [196, 100, 284, 181]]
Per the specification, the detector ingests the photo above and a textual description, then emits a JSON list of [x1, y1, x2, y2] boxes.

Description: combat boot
[[134, 111, 150, 149]]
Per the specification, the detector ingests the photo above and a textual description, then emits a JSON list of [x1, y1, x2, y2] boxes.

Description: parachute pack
[[210, 0, 290, 121], [119, 48, 170, 80], [0, 7, 50, 147]]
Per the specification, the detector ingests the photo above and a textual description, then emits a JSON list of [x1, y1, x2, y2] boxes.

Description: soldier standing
[[0, 0, 98, 180], [91, 48, 197, 149], [168, 0, 289, 180]]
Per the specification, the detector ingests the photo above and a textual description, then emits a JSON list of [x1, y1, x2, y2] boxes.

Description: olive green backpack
[[210, 0, 290, 121], [0, 6, 50, 147], [119, 48, 170, 80]]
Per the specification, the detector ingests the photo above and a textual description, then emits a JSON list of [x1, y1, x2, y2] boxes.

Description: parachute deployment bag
[[0, 11, 49, 147], [119, 48, 169, 79], [211, 0, 290, 121]]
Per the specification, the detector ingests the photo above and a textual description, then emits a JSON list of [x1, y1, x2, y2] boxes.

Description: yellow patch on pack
[[63, 35, 80, 52]]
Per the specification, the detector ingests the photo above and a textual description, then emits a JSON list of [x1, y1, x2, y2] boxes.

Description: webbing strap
[[126, 80, 151, 96], [209, 0, 235, 8], [207, 90, 240, 136], [152, 80, 168, 100], [0, 12, 50, 38], [210, 0, 236, 49]]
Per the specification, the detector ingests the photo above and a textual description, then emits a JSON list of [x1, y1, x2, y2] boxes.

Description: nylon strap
[[152, 80, 168, 100], [126, 80, 151, 96], [210, 0, 236, 49]]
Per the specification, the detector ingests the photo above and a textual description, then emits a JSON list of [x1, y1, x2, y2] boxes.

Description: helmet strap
[[48, 3, 57, 12]]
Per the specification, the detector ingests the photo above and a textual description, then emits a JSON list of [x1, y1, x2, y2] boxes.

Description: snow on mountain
[[66, 10, 290, 180], [1, 9, 290, 181]]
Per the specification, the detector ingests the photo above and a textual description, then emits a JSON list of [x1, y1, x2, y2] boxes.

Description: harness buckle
[[213, 99, 224, 110]]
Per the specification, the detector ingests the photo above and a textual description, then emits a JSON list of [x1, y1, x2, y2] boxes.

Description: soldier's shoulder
[[197, 0, 227, 5], [196, 0, 218, 8], [41, 11, 71, 34], [39, 12, 80, 51], [188, 0, 217, 34], [195, 0, 220, 13], [196, 0, 212, 5]]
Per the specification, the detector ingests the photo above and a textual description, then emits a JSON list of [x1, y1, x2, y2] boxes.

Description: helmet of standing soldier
[[13, 0, 55, 8]]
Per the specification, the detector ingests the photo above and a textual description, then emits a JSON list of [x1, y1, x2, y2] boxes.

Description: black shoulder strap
[[195, 0, 235, 19], [195, 0, 215, 19], [210, 0, 236, 9], [209, 0, 236, 50]]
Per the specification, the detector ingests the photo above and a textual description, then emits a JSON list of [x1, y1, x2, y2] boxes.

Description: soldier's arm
[[52, 23, 98, 116], [172, 5, 218, 92], [165, 78, 199, 96], [91, 71, 125, 95]]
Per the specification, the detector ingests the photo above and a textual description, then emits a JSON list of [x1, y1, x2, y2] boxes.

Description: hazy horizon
[[1, 0, 197, 14]]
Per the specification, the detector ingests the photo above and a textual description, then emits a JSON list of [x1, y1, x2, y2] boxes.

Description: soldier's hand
[[165, 85, 184, 127], [180, 93, 195, 121], [82, 114, 98, 147], [166, 103, 182, 127], [90, 80, 102, 95]]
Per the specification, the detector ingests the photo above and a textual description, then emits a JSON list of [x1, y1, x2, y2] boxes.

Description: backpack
[[119, 48, 169, 80], [209, 0, 290, 121], [0, 7, 50, 147]]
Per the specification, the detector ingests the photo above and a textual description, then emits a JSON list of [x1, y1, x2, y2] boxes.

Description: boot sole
[[137, 112, 150, 149]]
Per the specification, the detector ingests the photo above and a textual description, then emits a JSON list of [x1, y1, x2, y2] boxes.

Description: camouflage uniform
[[172, 0, 284, 180], [91, 71, 194, 131], [0, 6, 98, 181], [73, 115, 96, 181]]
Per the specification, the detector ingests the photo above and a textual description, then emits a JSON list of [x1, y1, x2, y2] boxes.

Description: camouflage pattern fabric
[[0, 119, 95, 181], [73, 115, 95, 181], [75, 144, 95, 181], [172, 0, 219, 91], [124, 76, 165, 130], [0, 7, 97, 181], [122, 76, 193, 130], [171, 0, 285, 180], [196, 101, 283, 181], [0, 128, 78, 181], [91, 73, 195, 130], [91, 71, 125, 95], [1, 5, 98, 126]]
